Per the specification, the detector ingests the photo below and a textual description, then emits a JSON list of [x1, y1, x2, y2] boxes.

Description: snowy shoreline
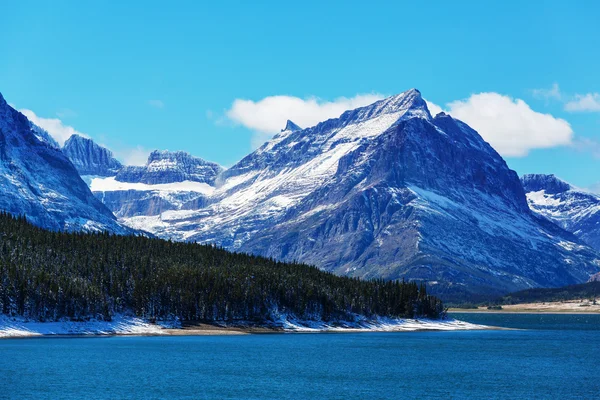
[[0, 315, 492, 338]]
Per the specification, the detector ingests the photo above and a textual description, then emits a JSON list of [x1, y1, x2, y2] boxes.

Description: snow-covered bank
[[0, 315, 178, 338], [276, 316, 489, 332], [0, 315, 490, 338]]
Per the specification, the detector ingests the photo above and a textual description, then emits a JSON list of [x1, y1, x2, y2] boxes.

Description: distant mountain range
[[522, 174, 600, 251], [2, 88, 600, 300]]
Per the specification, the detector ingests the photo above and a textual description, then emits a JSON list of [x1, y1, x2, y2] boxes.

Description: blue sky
[[1, 1, 599, 187]]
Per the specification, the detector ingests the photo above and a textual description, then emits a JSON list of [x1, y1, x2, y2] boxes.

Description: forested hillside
[[497, 281, 600, 305], [0, 212, 443, 323]]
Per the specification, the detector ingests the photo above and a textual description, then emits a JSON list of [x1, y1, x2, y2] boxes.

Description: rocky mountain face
[[103, 89, 599, 300], [62, 134, 123, 176], [0, 92, 128, 233], [589, 272, 600, 282], [522, 174, 600, 251], [30, 123, 60, 149], [88, 151, 220, 219], [116, 150, 222, 185]]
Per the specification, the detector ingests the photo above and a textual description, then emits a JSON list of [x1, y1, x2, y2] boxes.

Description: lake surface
[[1, 313, 599, 399]]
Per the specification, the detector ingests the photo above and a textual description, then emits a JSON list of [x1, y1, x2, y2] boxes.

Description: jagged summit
[[336, 88, 430, 125], [65, 133, 89, 143], [63, 134, 123, 176], [283, 120, 302, 132], [146, 149, 212, 164], [521, 174, 571, 194], [227, 88, 436, 178]]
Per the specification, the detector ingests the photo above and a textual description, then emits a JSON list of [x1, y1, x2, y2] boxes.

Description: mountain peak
[[386, 88, 423, 105], [521, 174, 571, 194], [340, 88, 431, 124], [62, 134, 122, 176], [282, 120, 302, 132], [115, 149, 223, 185], [147, 150, 199, 164], [64, 133, 91, 145]]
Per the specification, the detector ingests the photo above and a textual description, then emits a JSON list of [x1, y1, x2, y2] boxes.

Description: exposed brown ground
[[163, 322, 283, 336], [449, 299, 600, 314]]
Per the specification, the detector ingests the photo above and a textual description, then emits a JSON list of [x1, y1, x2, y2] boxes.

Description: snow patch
[[89, 176, 215, 195], [0, 315, 178, 338], [276, 315, 489, 332]]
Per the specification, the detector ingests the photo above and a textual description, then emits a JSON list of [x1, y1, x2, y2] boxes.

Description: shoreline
[[450, 310, 600, 315], [448, 300, 600, 314], [0, 316, 497, 339]]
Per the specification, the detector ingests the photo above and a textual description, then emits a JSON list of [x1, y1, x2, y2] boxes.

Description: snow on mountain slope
[[0, 92, 128, 233], [30, 123, 60, 148], [90, 177, 215, 194], [522, 174, 600, 250], [99, 89, 600, 299]]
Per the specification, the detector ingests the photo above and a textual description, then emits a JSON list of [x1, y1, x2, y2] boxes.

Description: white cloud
[[528, 84, 600, 112], [114, 145, 150, 166], [571, 137, 600, 159], [226, 93, 384, 147], [56, 108, 78, 118], [19, 109, 87, 146], [425, 100, 443, 117], [564, 93, 600, 112], [429, 92, 573, 157], [148, 99, 164, 109], [532, 83, 562, 101]]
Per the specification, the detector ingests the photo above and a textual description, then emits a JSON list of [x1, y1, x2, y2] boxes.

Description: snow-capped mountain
[[0, 92, 128, 233], [94, 89, 599, 299], [89, 150, 221, 218], [62, 134, 123, 176], [522, 174, 600, 250]]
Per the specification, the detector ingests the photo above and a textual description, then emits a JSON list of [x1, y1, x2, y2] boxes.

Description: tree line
[[0, 211, 444, 323]]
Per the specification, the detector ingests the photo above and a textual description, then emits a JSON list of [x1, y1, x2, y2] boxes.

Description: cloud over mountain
[[428, 92, 573, 157], [226, 93, 385, 148], [19, 109, 88, 146]]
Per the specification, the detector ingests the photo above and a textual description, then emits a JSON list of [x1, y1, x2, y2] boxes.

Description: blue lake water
[[1, 313, 599, 399]]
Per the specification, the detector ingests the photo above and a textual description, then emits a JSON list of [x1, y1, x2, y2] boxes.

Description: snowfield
[[276, 316, 489, 333], [0, 315, 176, 338], [88, 176, 215, 195]]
